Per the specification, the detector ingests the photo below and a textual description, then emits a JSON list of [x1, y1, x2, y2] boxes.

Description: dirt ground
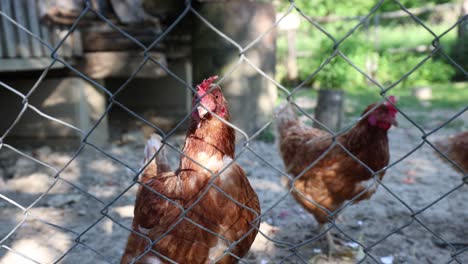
[[0, 108, 467, 264]]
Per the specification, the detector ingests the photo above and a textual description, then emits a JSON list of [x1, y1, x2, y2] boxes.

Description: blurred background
[[275, 0, 467, 133], [0, 0, 466, 144], [0, 0, 466, 263]]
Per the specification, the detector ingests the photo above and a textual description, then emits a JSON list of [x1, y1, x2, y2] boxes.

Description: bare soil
[[0, 108, 467, 264]]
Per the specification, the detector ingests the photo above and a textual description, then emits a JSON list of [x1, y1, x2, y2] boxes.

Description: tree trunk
[[313, 89, 344, 132], [455, 0, 468, 80], [460, 0, 468, 36], [286, 29, 298, 81], [458, 0, 467, 48], [192, 0, 277, 135]]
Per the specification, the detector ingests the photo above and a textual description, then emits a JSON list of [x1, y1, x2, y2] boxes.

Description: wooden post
[[0, 78, 109, 146], [456, 0, 467, 73], [313, 89, 344, 132], [278, 13, 301, 82], [192, 0, 277, 135], [74, 78, 109, 144], [286, 29, 298, 81]]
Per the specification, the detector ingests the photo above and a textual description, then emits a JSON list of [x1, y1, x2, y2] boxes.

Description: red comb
[[197, 75, 218, 93]]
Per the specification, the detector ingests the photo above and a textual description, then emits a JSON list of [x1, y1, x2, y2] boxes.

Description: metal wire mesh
[[0, 0, 467, 263]]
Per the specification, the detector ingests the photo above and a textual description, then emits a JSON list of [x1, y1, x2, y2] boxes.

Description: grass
[[347, 82, 468, 110], [283, 82, 467, 117]]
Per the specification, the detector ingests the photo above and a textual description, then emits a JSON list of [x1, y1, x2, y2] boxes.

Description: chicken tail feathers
[[433, 138, 449, 155], [140, 134, 170, 180], [274, 102, 298, 137], [432, 135, 462, 172]]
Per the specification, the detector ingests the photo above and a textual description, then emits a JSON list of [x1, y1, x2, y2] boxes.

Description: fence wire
[[0, 0, 467, 263]]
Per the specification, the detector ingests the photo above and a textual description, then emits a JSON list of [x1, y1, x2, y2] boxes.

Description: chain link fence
[[0, 0, 467, 263]]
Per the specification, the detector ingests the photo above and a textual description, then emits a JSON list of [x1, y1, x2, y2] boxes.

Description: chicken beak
[[391, 118, 398, 127], [197, 106, 208, 118]]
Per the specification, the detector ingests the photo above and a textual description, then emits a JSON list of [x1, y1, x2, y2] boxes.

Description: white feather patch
[[142, 256, 163, 264], [219, 156, 234, 182], [138, 225, 151, 235], [356, 177, 379, 197], [208, 238, 228, 262], [138, 134, 165, 179], [144, 134, 163, 163], [195, 151, 232, 174], [129, 255, 163, 264], [196, 151, 224, 172], [188, 175, 198, 189]]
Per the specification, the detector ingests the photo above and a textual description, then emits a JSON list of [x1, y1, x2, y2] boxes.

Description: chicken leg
[[320, 223, 355, 258]]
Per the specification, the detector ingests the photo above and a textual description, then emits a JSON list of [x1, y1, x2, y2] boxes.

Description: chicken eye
[[215, 95, 219, 99]]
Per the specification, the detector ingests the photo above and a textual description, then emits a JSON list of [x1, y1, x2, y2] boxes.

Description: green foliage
[[379, 0, 452, 12], [378, 53, 456, 87], [256, 128, 276, 143], [297, 36, 377, 89], [375, 24, 457, 52], [291, 0, 376, 17], [275, 0, 464, 132], [276, 19, 459, 89], [309, 57, 353, 89], [279, 0, 453, 14], [276, 0, 462, 102]]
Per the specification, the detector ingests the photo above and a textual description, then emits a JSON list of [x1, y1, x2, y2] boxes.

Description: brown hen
[[121, 76, 260, 264], [274, 97, 398, 255], [433, 131, 468, 173]]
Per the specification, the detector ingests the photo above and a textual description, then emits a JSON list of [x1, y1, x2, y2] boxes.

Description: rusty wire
[[0, 0, 467, 263]]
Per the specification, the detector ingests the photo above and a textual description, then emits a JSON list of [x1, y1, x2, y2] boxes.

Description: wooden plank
[[110, 0, 145, 24], [91, 0, 112, 14], [40, 24, 51, 55], [52, 27, 63, 57], [140, 0, 185, 19], [1, 0, 17, 57], [12, 0, 32, 57], [27, 0, 43, 57], [59, 28, 73, 58], [0, 58, 65, 71], [78, 51, 168, 79], [82, 33, 158, 52], [71, 30, 83, 56], [80, 31, 191, 58]]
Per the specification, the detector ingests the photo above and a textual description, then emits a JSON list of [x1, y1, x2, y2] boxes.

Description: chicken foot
[[320, 223, 356, 259]]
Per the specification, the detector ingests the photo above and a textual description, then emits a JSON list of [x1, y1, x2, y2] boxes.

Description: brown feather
[[433, 131, 468, 173], [121, 90, 260, 264], [276, 102, 394, 224]]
